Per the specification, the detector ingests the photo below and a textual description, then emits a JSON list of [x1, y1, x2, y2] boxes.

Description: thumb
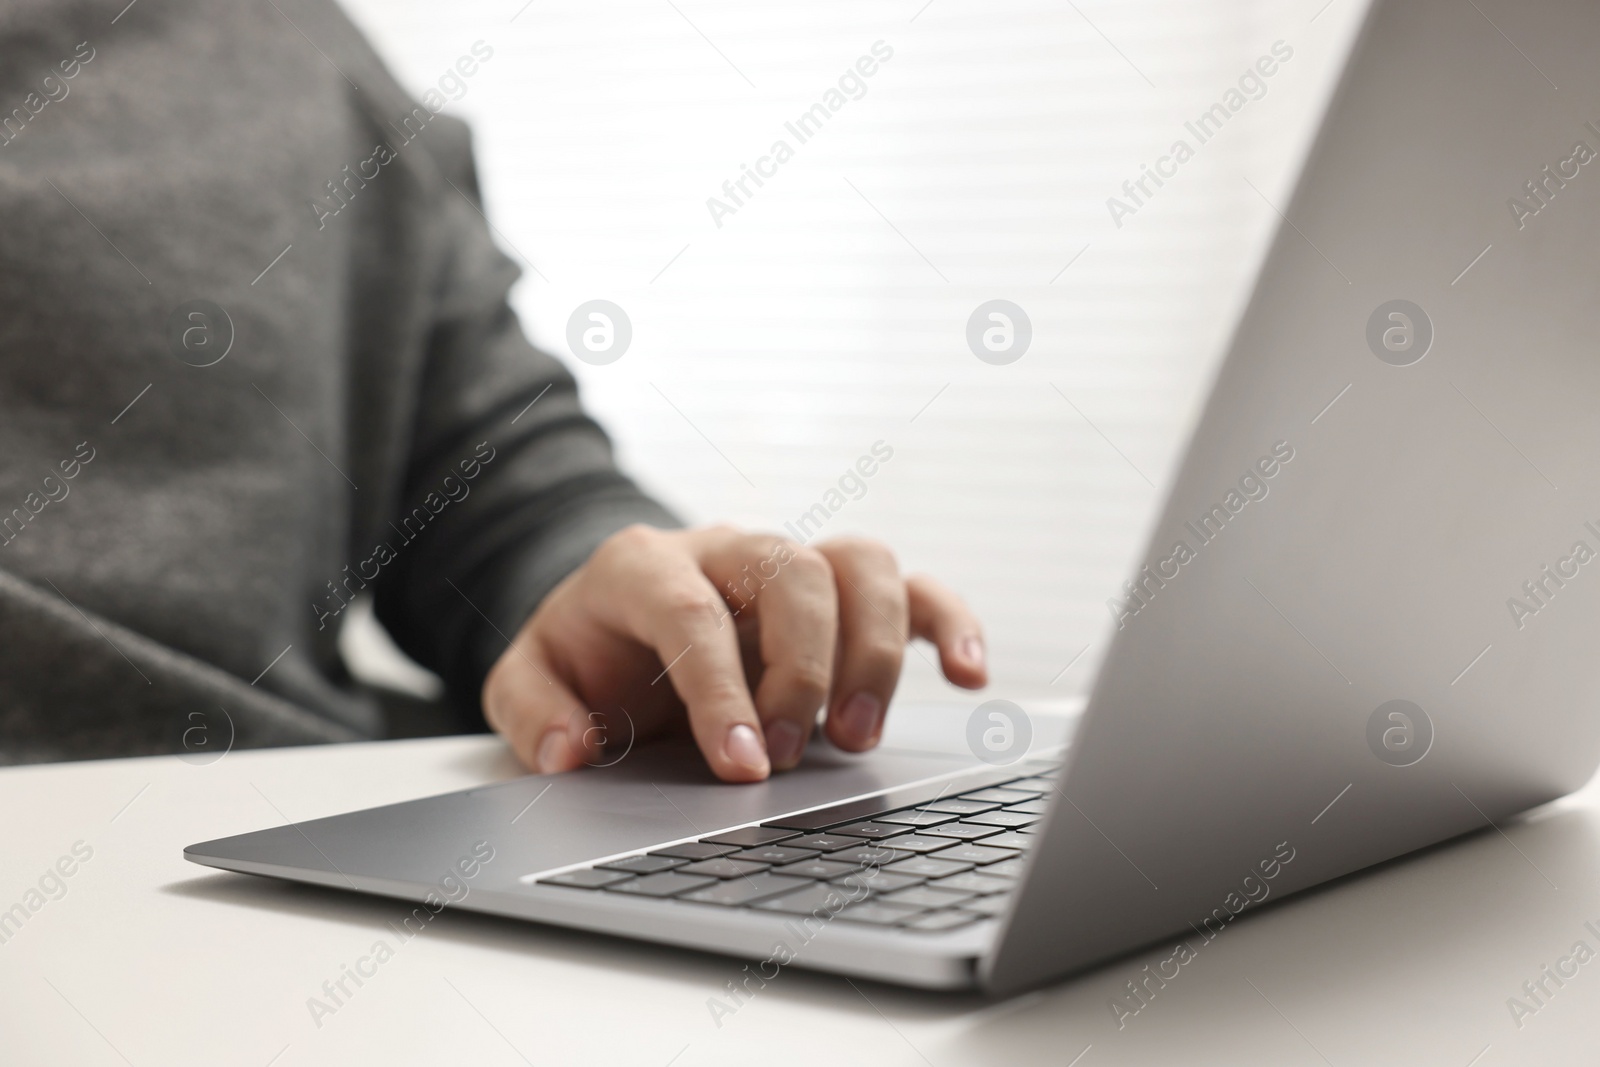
[[482, 633, 595, 774]]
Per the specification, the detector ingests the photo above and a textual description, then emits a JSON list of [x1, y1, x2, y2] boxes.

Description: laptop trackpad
[[475, 737, 982, 886]]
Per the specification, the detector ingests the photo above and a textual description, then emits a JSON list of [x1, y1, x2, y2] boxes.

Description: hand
[[481, 524, 987, 782]]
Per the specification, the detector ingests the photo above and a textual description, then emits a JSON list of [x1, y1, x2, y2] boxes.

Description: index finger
[[588, 536, 770, 782]]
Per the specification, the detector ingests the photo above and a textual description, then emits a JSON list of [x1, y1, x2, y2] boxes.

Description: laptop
[[185, 0, 1600, 995]]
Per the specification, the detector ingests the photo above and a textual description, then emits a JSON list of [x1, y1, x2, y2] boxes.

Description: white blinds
[[337, 0, 1369, 703]]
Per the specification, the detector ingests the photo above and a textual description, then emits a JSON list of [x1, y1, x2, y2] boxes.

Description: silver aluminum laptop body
[[186, 0, 1600, 994]]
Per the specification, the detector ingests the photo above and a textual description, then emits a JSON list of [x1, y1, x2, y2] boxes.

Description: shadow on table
[[939, 804, 1600, 1066]]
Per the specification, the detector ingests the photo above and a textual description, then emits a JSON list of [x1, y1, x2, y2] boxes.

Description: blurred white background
[[335, 0, 1369, 707]]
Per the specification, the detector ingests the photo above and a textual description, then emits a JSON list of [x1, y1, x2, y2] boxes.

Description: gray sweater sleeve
[[371, 120, 679, 708]]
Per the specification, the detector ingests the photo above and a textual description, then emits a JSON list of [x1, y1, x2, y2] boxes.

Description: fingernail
[[725, 723, 770, 775], [839, 692, 885, 745], [537, 728, 571, 774], [961, 635, 985, 669], [764, 719, 805, 769]]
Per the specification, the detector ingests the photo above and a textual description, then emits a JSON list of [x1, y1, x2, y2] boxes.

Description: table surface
[[4, 702, 1599, 1067]]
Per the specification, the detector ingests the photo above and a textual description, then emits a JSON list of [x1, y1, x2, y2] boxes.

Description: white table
[[3, 703, 1597, 1067]]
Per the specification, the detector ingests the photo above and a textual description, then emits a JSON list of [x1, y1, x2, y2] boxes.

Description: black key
[[829, 845, 905, 867], [883, 885, 977, 909], [876, 810, 958, 828], [1006, 777, 1056, 792], [1003, 799, 1049, 815], [753, 882, 861, 917], [873, 835, 954, 854], [701, 826, 798, 848], [761, 769, 1028, 831], [537, 868, 633, 889], [948, 769, 1048, 791], [651, 841, 742, 860], [775, 858, 857, 881], [598, 854, 687, 875], [833, 821, 913, 840], [965, 810, 1037, 828], [984, 858, 1027, 878], [981, 832, 1034, 850], [904, 910, 985, 932], [920, 799, 1002, 816], [886, 856, 974, 878], [932, 843, 1018, 866], [932, 872, 1011, 895], [921, 822, 1004, 841], [832, 869, 925, 894], [762, 795, 905, 831], [680, 858, 772, 879], [963, 895, 1011, 917], [605, 871, 717, 898], [679, 872, 812, 906], [960, 788, 1037, 805], [732, 845, 819, 865], [785, 833, 859, 852], [834, 901, 927, 926]]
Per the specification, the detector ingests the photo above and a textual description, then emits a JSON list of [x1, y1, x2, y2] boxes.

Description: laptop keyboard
[[534, 764, 1058, 934]]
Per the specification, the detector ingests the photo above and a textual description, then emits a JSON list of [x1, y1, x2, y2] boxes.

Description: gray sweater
[[0, 0, 675, 763]]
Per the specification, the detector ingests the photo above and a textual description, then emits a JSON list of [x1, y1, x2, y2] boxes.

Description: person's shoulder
[[287, 1, 480, 194]]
